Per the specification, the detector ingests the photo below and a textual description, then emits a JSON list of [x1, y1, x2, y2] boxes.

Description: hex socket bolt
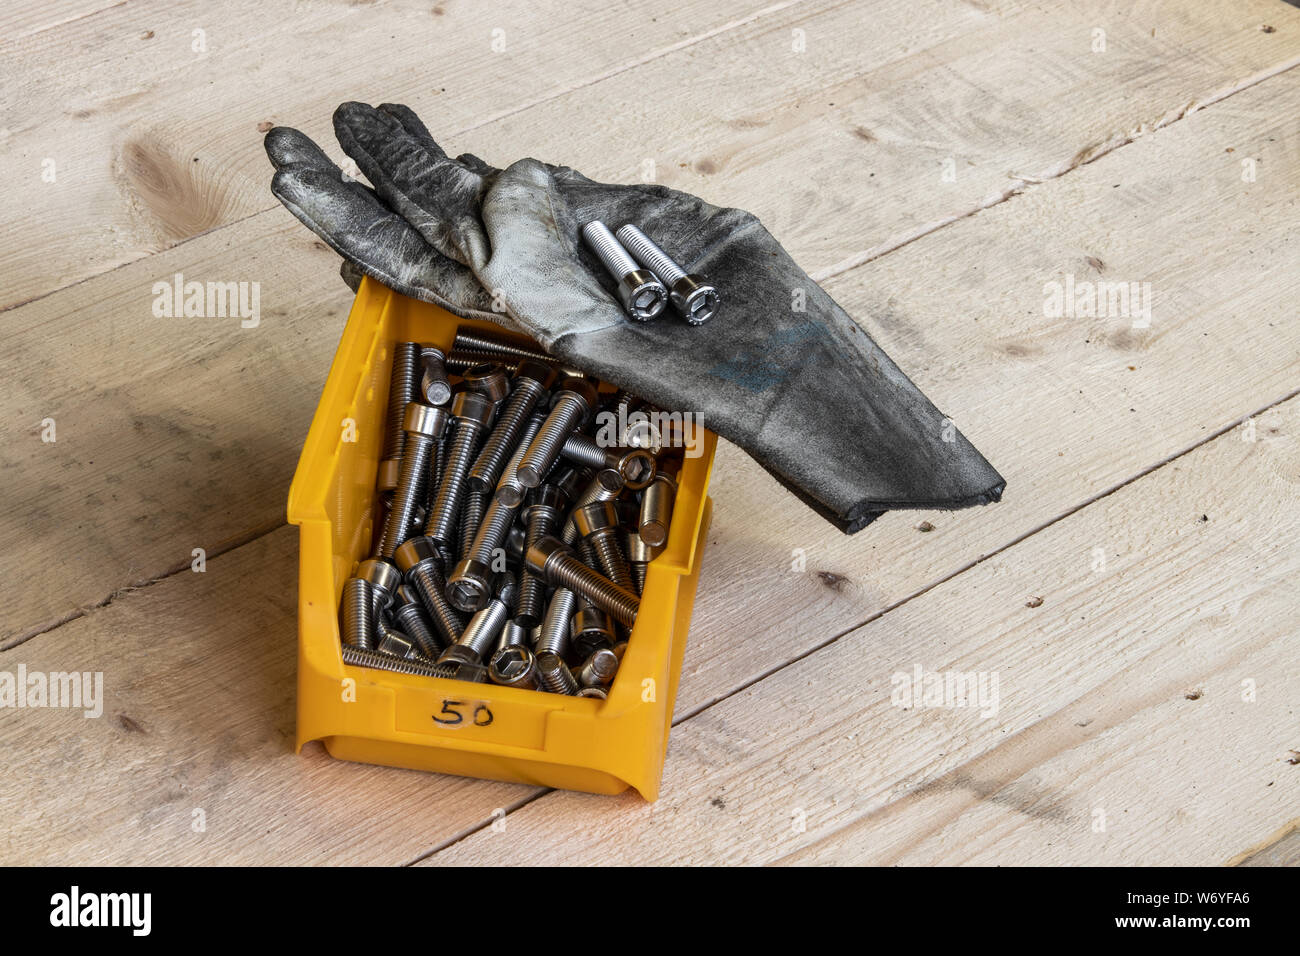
[[535, 651, 580, 696], [392, 585, 447, 658], [571, 607, 617, 659], [356, 558, 402, 614], [494, 408, 549, 507], [578, 647, 621, 689], [448, 411, 547, 611], [377, 403, 448, 558], [581, 221, 669, 321], [517, 484, 568, 626], [460, 363, 510, 405], [420, 346, 452, 406], [560, 432, 657, 491], [468, 361, 556, 493], [535, 586, 579, 658], [639, 470, 677, 548], [340, 577, 376, 650], [425, 391, 494, 550], [488, 644, 538, 689], [394, 536, 467, 648], [341, 644, 458, 679], [624, 529, 662, 595], [458, 487, 484, 565], [380, 342, 422, 490], [376, 625, 423, 662], [573, 500, 635, 593], [526, 536, 640, 628], [514, 378, 598, 490], [438, 574, 517, 679], [562, 468, 624, 544], [615, 224, 720, 325]]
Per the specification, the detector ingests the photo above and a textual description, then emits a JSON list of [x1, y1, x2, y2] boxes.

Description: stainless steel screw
[[380, 343, 422, 487], [394, 536, 466, 647], [341, 644, 458, 679], [488, 644, 538, 689], [561, 468, 624, 544], [574, 500, 635, 593], [582, 221, 668, 321], [458, 487, 484, 564], [625, 529, 661, 595], [421, 346, 452, 406], [438, 574, 517, 678], [577, 647, 620, 689], [639, 470, 677, 548], [517, 484, 567, 625], [453, 330, 553, 365], [514, 379, 598, 490], [615, 224, 720, 325], [392, 585, 446, 658], [376, 623, 426, 661], [526, 537, 640, 627], [448, 411, 547, 611], [377, 403, 448, 558], [536, 651, 579, 695], [535, 586, 578, 658], [340, 577, 376, 650], [560, 432, 657, 490], [469, 361, 556, 493], [425, 391, 494, 550]]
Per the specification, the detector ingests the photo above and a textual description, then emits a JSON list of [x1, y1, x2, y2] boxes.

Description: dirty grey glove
[[266, 102, 1004, 533]]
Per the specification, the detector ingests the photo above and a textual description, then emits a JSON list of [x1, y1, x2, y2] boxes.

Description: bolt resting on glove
[[265, 102, 1004, 534]]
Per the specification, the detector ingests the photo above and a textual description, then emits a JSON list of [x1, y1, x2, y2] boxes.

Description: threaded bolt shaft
[[456, 596, 511, 660], [453, 330, 552, 364], [518, 506, 561, 624], [536, 587, 578, 657], [589, 530, 634, 593], [341, 644, 458, 679], [377, 426, 433, 558], [536, 651, 579, 695], [408, 561, 466, 646], [529, 539, 640, 627], [426, 417, 483, 547], [459, 487, 484, 563], [615, 224, 685, 284], [392, 600, 445, 658], [583, 221, 639, 278], [469, 379, 547, 492], [630, 562, 647, 595], [340, 577, 376, 650], [382, 343, 421, 462], [516, 393, 589, 489], [560, 431, 609, 471]]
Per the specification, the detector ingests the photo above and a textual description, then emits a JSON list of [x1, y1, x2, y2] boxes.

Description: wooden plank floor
[[2, 0, 1297, 865]]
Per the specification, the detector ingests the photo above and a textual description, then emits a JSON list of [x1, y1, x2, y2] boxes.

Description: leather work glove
[[265, 102, 1004, 533]]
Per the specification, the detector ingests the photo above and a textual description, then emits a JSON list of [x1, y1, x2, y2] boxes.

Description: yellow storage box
[[288, 277, 716, 799]]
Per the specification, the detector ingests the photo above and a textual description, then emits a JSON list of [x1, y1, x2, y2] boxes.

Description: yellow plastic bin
[[288, 277, 716, 799]]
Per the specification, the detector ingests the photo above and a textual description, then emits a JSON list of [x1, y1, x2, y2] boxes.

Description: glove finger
[[271, 163, 499, 321], [333, 101, 491, 271], [264, 125, 341, 174], [455, 152, 500, 177]]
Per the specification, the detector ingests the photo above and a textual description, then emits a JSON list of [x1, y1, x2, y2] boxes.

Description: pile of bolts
[[338, 326, 681, 699]]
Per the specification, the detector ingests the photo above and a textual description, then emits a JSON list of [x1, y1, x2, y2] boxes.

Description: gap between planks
[[810, 54, 1300, 283], [402, 384, 1300, 866], [10, 48, 1296, 650]]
